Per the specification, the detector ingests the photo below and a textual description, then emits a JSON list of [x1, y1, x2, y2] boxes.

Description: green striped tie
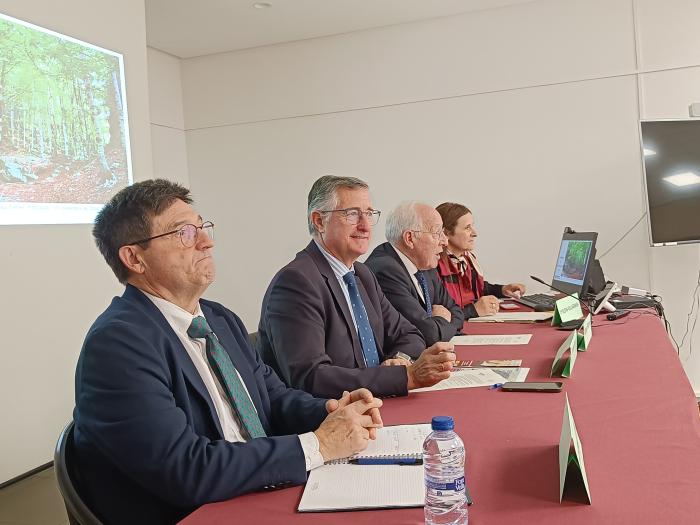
[[187, 316, 266, 439]]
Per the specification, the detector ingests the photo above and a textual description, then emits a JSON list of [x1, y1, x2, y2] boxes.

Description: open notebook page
[[298, 464, 424, 512], [353, 423, 431, 459]]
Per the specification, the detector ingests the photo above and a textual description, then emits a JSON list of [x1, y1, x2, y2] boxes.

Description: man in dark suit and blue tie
[[365, 202, 464, 346], [257, 176, 456, 399], [73, 179, 383, 525]]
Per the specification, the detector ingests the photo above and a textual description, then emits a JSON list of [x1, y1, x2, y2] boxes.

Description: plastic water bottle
[[423, 416, 468, 525]]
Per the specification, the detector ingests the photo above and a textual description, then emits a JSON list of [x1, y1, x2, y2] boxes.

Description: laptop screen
[[551, 231, 597, 296]]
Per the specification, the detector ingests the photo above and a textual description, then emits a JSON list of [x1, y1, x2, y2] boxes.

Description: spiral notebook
[[298, 424, 430, 512]]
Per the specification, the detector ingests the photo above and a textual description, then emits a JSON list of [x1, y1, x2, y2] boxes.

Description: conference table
[[180, 310, 700, 524]]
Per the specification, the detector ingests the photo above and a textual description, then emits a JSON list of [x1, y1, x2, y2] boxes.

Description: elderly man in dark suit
[[258, 176, 456, 399], [73, 179, 383, 525], [365, 202, 464, 346]]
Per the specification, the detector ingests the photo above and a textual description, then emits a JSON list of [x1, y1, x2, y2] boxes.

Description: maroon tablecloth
[[180, 312, 700, 524]]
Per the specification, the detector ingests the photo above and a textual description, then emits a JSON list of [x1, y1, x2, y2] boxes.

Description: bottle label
[[425, 475, 465, 492]]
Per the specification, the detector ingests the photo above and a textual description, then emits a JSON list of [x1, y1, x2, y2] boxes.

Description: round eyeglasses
[[410, 229, 446, 241], [319, 207, 381, 226], [128, 221, 214, 248]]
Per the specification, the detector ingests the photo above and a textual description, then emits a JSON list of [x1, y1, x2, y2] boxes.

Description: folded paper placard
[[552, 294, 583, 327], [577, 314, 593, 351], [551, 331, 577, 377], [559, 394, 592, 504]]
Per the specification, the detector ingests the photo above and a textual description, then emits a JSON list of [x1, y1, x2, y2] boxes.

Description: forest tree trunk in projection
[[0, 12, 132, 223]]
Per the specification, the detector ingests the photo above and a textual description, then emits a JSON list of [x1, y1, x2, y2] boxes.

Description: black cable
[[598, 212, 648, 259], [677, 268, 700, 355], [591, 310, 645, 328]]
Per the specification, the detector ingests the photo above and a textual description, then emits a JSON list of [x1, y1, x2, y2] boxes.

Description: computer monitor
[[550, 231, 598, 297]]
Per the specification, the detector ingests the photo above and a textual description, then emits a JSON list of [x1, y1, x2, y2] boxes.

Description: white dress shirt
[[314, 239, 359, 331], [144, 292, 324, 471]]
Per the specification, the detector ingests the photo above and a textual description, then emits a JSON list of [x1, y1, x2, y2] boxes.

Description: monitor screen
[[641, 119, 700, 245], [551, 231, 597, 296]]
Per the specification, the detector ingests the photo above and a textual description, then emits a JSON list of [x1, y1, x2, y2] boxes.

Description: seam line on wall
[[184, 62, 700, 132], [151, 122, 186, 131]]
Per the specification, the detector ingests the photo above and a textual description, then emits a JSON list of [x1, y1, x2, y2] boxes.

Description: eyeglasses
[[411, 229, 447, 241], [319, 207, 381, 226], [128, 221, 214, 248]]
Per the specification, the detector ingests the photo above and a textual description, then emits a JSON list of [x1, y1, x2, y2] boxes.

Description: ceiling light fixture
[[252, 2, 272, 8], [663, 171, 700, 187]]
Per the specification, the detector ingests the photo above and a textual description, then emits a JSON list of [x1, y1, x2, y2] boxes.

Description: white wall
[[148, 47, 189, 186], [181, 0, 700, 395], [0, 0, 153, 483], [635, 0, 700, 395]]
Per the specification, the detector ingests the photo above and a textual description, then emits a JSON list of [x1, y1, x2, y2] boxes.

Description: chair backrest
[[248, 331, 259, 353], [54, 421, 104, 525]]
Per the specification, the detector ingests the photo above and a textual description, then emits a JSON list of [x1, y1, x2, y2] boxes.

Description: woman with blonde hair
[[435, 202, 525, 319]]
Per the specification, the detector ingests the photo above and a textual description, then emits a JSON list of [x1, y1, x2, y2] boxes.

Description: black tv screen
[[641, 119, 700, 246]]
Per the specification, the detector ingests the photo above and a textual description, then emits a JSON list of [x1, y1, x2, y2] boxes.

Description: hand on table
[[475, 295, 500, 316], [431, 304, 452, 322], [407, 342, 456, 390], [502, 283, 526, 299]]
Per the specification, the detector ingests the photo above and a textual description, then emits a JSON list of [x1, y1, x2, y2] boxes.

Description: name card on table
[[577, 314, 593, 351], [551, 331, 577, 377], [551, 294, 583, 327], [559, 394, 592, 504]]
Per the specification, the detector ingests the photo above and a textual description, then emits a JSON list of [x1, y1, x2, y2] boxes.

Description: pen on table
[[349, 457, 423, 465], [489, 383, 504, 390]]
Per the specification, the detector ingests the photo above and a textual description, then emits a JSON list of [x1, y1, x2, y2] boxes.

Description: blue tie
[[343, 271, 380, 367], [415, 271, 433, 315]]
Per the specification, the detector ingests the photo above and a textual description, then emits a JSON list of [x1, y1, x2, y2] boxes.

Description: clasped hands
[[314, 343, 456, 461], [315, 388, 383, 462]]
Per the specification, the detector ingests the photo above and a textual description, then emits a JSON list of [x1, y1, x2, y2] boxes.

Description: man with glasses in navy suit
[[73, 179, 383, 525], [257, 175, 456, 399]]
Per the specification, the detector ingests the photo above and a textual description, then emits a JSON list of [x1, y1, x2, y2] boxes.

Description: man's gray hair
[[307, 175, 369, 235], [385, 201, 426, 245]]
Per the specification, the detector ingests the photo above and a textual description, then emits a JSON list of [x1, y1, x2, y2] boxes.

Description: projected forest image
[[0, 15, 131, 204], [562, 241, 590, 281]]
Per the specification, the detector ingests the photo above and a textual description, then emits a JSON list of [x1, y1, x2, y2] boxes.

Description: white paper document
[[451, 334, 532, 345], [411, 367, 504, 392], [467, 312, 553, 323], [298, 464, 424, 512], [490, 367, 530, 382]]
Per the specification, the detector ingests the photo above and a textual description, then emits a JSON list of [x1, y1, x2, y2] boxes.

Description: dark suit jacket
[[365, 242, 464, 346], [258, 241, 426, 399], [73, 284, 327, 525]]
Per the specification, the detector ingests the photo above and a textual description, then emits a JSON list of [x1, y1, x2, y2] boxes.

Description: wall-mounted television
[[641, 119, 700, 246]]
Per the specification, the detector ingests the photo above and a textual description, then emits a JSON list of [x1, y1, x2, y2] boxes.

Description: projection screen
[[0, 12, 132, 225]]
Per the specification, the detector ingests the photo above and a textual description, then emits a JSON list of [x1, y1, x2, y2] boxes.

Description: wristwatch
[[395, 351, 414, 364]]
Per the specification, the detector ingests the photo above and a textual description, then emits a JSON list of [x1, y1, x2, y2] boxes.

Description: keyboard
[[514, 293, 557, 310]]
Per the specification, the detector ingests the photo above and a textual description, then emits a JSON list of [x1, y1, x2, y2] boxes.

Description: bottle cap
[[431, 416, 454, 431]]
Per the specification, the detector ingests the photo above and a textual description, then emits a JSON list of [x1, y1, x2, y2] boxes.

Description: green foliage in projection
[[562, 241, 590, 280], [0, 15, 130, 203]]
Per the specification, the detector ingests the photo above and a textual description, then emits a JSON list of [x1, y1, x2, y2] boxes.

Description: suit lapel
[[122, 285, 225, 438], [385, 243, 426, 307], [305, 241, 366, 367]]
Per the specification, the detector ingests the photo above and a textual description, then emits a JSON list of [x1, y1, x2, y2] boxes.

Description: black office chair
[[54, 421, 103, 525], [248, 331, 259, 352]]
